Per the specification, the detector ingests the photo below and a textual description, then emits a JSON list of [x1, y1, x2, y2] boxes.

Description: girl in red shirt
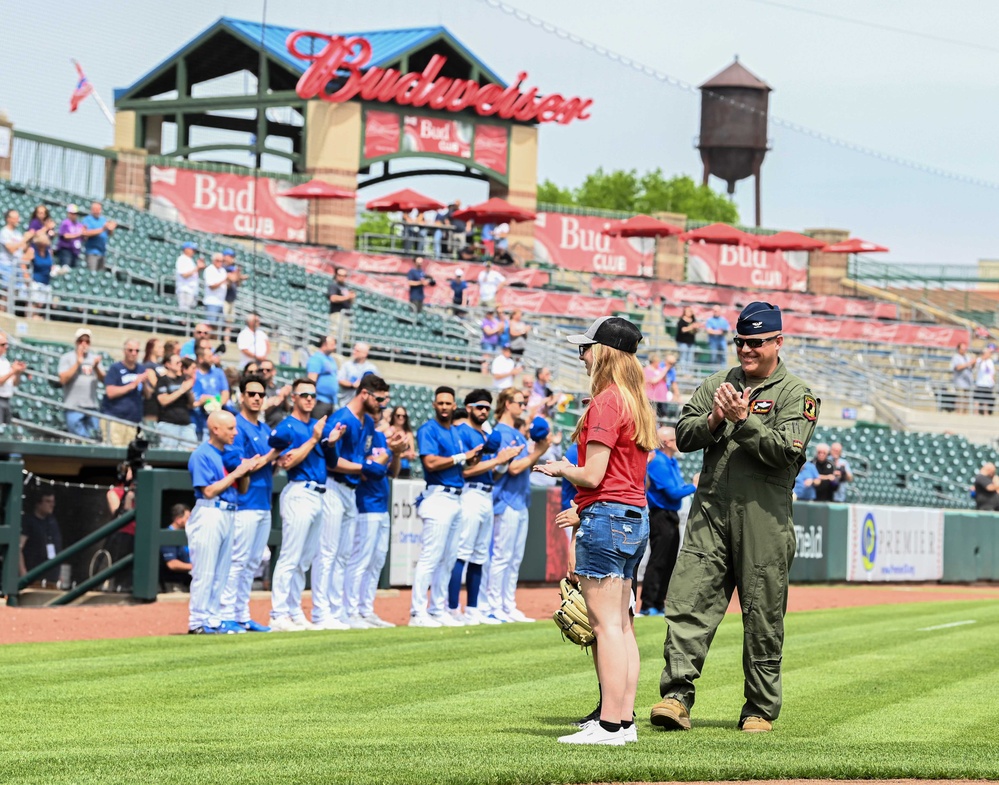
[[534, 316, 657, 746]]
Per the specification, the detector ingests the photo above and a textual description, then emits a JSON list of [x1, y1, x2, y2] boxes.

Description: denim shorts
[[575, 501, 650, 580]]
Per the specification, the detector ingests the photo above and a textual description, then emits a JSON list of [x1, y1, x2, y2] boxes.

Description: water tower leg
[[754, 172, 762, 227]]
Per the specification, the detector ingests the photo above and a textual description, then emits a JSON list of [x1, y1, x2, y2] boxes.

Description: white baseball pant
[[187, 500, 235, 631], [485, 506, 530, 615], [457, 487, 493, 564], [411, 490, 463, 617], [311, 479, 357, 625], [348, 511, 390, 618], [220, 508, 271, 623], [270, 482, 324, 622]]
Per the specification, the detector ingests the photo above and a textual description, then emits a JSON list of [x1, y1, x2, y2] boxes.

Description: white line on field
[[917, 620, 977, 631]]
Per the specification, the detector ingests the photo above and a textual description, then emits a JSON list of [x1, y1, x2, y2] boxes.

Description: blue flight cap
[[529, 417, 551, 442], [736, 302, 782, 336]]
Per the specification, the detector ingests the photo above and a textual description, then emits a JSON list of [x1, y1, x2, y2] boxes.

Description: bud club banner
[[687, 242, 808, 292], [534, 212, 653, 277], [149, 167, 307, 241], [403, 115, 471, 158], [847, 506, 944, 582]]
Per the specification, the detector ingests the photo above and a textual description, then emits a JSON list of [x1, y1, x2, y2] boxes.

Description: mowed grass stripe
[[1, 601, 998, 785]]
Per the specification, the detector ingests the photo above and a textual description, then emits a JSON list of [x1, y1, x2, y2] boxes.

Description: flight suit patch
[[751, 400, 774, 415], [802, 394, 817, 421]]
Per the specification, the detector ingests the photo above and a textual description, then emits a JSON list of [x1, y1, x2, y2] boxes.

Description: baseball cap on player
[[483, 430, 504, 453], [529, 417, 550, 442], [736, 302, 782, 336], [362, 460, 389, 480], [566, 316, 643, 354]]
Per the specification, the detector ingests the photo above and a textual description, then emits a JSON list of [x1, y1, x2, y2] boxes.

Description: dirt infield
[[2, 582, 998, 645]]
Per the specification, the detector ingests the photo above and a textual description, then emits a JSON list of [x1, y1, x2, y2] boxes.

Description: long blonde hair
[[571, 343, 658, 451]]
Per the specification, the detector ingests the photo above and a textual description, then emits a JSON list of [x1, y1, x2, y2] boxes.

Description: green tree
[[536, 178, 574, 206], [355, 210, 393, 242]]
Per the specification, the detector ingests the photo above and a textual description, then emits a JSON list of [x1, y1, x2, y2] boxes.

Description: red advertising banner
[[149, 167, 307, 241], [534, 212, 654, 277], [686, 242, 808, 292], [403, 115, 472, 158], [363, 110, 400, 158], [473, 124, 508, 175]]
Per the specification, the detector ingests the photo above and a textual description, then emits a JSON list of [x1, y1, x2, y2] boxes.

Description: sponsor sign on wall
[[687, 242, 808, 292], [403, 115, 472, 158], [847, 505, 944, 582], [363, 110, 400, 158], [149, 167, 307, 241], [388, 479, 425, 587], [533, 212, 654, 276]]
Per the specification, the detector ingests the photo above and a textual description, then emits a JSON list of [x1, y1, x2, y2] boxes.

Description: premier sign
[[287, 31, 593, 125]]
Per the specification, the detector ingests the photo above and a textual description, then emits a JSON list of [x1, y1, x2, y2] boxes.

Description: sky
[[2, 0, 998, 268]]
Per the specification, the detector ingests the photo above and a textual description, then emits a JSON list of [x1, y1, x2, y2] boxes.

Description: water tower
[[697, 57, 771, 226]]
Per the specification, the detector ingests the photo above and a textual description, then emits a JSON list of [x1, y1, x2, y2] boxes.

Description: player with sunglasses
[[650, 301, 818, 735]]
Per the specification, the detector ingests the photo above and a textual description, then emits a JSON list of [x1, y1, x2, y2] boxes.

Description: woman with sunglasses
[[534, 316, 657, 746], [386, 406, 416, 478]]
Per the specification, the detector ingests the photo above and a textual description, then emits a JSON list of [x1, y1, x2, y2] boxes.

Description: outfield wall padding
[[942, 512, 999, 583]]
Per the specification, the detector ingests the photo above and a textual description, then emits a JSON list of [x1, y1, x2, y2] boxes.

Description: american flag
[[70, 60, 94, 113]]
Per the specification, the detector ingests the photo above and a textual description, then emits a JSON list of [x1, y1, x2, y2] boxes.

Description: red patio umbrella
[[365, 188, 446, 213], [279, 179, 355, 199], [755, 231, 827, 252], [604, 214, 683, 238], [822, 238, 889, 254], [451, 197, 536, 224], [680, 223, 760, 247]]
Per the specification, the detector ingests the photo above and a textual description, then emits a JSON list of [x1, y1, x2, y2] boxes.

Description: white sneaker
[[507, 608, 536, 623], [361, 614, 396, 628], [481, 612, 506, 624], [269, 616, 302, 632], [347, 615, 372, 630], [431, 611, 464, 627], [462, 608, 482, 626], [558, 723, 626, 746], [314, 617, 350, 631], [409, 613, 442, 628], [485, 610, 512, 623], [623, 724, 638, 743]]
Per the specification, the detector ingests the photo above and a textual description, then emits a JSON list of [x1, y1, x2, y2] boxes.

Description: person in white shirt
[[237, 313, 270, 369], [337, 342, 379, 405], [175, 242, 205, 311], [477, 261, 505, 308], [0, 331, 27, 425], [490, 345, 521, 391], [974, 346, 996, 416], [202, 253, 229, 328]]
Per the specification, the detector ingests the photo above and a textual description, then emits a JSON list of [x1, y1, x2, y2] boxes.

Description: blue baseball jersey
[[417, 419, 465, 488], [235, 414, 273, 510], [160, 524, 190, 565], [356, 430, 391, 514], [456, 424, 494, 485], [268, 415, 325, 484], [192, 366, 228, 433], [188, 442, 241, 504], [326, 407, 375, 487], [492, 422, 529, 514], [561, 443, 579, 512]]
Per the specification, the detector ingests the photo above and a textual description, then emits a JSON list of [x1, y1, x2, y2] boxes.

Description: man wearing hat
[[650, 301, 818, 734], [175, 242, 205, 311], [58, 328, 104, 439], [448, 268, 468, 316]]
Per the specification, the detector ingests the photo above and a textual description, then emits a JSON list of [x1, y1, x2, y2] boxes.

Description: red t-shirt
[[572, 385, 649, 512]]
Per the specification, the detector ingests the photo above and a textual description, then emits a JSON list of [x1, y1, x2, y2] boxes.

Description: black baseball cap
[[567, 316, 643, 354]]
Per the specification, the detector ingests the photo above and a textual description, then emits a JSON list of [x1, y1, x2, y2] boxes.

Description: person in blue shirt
[[448, 269, 468, 316], [192, 344, 230, 441], [101, 339, 154, 447], [484, 387, 550, 623], [306, 334, 339, 420], [793, 461, 820, 502], [180, 323, 212, 359], [704, 305, 731, 367], [28, 234, 54, 318], [219, 374, 281, 632], [409, 386, 482, 627], [446, 389, 522, 625], [160, 504, 192, 590], [406, 256, 427, 315], [312, 374, 392, 629], [266, 378, 344, 632], [81, 201, 116, 272], [186, 410, 257, 635], [639, 426, 698, 616]]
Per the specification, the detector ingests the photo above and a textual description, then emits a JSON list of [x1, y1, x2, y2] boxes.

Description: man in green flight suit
[[650, 301, 818, 734]]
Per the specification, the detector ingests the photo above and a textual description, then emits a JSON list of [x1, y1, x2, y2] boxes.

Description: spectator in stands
[[338, 342, 379, 405], [480, 309, 503, 356], [101, 339, 151, 447], [180, 324, 211, 359], [704, 305, 730, 367], [0, 331, 26, 425], [139, 338, 166, 426], [306, 335, 339, 420], [58, 328, 104, 439], [481, 222, 495, 257], [494, 223, 510, 254], [973, 346, 996, 416], [491, 345, 522, 391], [644, 353, 671, 418], [529, 367, 558, 419], [192, 344, 229, 441], [1, 208, 30, 303], [156, 355, 197, 449], [81, 201, 116, 272], [26, 234, 54, 319], [407, 256, 428, 315], [973, 462, 999, 511], [327, 266, 355, 340], [793, 461, 820, 501], [175, 242, 205, 310], [19, 491, 62, 585], [433, 207, 451, 258], [477, 261, 505, 309], [27, 205, 57, 247], [160, 503, 193, 591], [237, 313, 269, 369], [448, 269, 468, 315], [508, 309, 530, 358], [447, 200, 466, 256], [222, 249, 243, 339], [830, 442, 853, 503], [951, 341, 975, 415], [386, 405, 417, 478], [203, 253, 229, 328], [811, 443, 839, 502], [402, 209, 423, 254], [55, 204, 85, 272], [674, 306, 700, 368], [106, 462, 137, 592], [259, 360, 292, 428]]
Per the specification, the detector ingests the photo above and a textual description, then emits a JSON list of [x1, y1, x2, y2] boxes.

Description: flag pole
[[90, 89, 116, 127]]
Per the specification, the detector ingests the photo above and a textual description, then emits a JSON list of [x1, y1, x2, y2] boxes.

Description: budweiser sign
[[287, 31, 593, 125]]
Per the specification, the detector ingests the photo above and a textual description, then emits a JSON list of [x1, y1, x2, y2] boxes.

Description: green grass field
[[2, 599, 997, 785]]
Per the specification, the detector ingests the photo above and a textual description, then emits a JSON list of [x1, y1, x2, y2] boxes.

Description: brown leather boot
[[740, 716, 773, 733], [650, 697, 691, 730]]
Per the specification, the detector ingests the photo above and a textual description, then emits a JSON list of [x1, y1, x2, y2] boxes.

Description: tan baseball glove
[[553, 578, 595, 648]]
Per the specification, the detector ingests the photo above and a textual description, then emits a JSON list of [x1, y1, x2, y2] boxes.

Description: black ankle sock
[[598, 720, 621, 733], [621, 719, 633, 729]]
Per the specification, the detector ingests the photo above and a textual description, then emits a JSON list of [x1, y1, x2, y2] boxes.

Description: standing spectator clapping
[[477, 261, 505, 309], [156, 355, 198, 449], [974, 346, 996, 416], [236, 313, 269, 369], [81, 201, 116, 271], [327, 266, 355, 341], [55, 204, 85, 272], [0, 331, 27, 425], [508, 309, 530, 358], [203, 253, 229, 328], [448, 269, 468, 316], [704, 305, 730, 368], [950, 341, 975, 414], [58, 328, 104, 439], [175, 242, 205, 311], [101, 340, 153, 447]]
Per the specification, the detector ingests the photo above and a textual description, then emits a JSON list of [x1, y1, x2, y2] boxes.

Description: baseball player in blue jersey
[[446, 389, 522, 625], [267, 378, 344, 632], [484, 387, 550, 623], [312, 374, 392, 630], [220, 374, 280, 632], [409, 386, 482, 627], [187, 410, 257, 634]]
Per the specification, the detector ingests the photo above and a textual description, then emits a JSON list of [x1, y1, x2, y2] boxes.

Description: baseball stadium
[[2, 2, 999, 783]]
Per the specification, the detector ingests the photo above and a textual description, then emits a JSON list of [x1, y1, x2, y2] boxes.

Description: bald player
[[186, 410, 257, 634]]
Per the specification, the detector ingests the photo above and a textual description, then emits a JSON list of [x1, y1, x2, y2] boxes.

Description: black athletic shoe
[[575, 703, 601, 728], [188, 627, 206, 635]]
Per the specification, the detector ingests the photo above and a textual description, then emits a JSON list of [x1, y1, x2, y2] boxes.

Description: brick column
[[0, 112, 13, 182], [494, 124, 537, 263], [805, 228, 850, 295], [653, 211, 687, 281], [305, 102, 360, 250], [107, 148, 148, 209]]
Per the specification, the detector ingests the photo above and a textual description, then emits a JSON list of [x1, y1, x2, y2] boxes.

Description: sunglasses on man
[[733, 335, 781, 350]]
